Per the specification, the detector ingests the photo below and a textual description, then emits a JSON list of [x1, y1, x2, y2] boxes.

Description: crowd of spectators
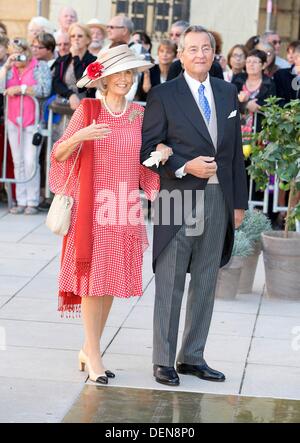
[[0, 8, 299, 225]]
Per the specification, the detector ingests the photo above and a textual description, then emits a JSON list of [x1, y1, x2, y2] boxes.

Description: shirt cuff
[[175, 164, 187, 178]]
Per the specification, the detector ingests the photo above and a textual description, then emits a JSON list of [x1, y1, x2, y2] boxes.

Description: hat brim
[[77, 59, 153, 89]]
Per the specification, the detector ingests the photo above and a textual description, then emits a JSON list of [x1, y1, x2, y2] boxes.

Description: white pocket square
[[228, 110, 237, 119]]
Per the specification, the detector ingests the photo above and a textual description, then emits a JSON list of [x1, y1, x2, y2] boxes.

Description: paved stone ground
[[0, 202, 299, 423]]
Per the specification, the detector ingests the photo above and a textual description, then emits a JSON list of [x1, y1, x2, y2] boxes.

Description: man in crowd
[[58, 6, 78, 34], [54, 30, 71, 57], [260, 31, 290, 69], [86, 19, 107, 56]]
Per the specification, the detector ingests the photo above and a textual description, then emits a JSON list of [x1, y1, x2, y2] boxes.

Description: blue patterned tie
[[198, 84, 211, 124]]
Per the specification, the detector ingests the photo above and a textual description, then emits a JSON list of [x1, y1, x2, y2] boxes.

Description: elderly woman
[[49, 45, 169, 384], [27, 16, 55, 44], [0, 38, 52, 214], [52, 23, 96, 111]]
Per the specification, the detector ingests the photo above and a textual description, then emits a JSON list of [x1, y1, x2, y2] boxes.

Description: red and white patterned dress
[[49, 101, 159, 312]]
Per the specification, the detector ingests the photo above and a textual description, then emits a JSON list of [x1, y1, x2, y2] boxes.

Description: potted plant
[[248, 97, 300, 299], [238, 210, 272, 294], [215, 230, 253, 300]]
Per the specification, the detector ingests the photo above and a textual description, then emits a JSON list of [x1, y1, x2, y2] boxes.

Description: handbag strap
[[60, 143, 82, 195]]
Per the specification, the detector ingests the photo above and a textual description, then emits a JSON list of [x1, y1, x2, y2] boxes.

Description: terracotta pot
[[238, 241, 262, 294], [215, 256, 244, 300], [262, 231, 300, 300]]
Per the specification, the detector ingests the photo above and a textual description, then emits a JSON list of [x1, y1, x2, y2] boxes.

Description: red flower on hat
[[86, 61, 104, 80]]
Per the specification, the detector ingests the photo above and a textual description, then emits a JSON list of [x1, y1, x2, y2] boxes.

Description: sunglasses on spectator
[[272, 40, 281, 45], [169, 32, 181, 37], [11, 38, 27, 50], [106, 25, 125, 30]]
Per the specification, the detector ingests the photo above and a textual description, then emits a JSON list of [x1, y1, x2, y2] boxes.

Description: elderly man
[[54, 30, 71, 57], [169, 20, 190, 46], [86, 19, 107, 56], [260, 31, 290, 69], [106, 14, 142, 54], [141, 25, 248, 387], [58, 6, 78, 34]]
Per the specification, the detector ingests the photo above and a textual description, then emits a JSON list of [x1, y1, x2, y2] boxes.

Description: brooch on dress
[[128, 109, 144, 123]]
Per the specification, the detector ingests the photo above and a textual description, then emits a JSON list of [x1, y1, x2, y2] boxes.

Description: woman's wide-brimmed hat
[[76, 44, 154, 89]]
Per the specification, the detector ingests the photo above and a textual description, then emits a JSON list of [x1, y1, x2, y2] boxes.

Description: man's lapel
[[210, 76, 227, 149], [175, 75, 213, 147]]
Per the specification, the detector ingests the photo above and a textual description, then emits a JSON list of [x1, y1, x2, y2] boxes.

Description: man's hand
[[184, 156, 217, 179], [234, 209, 245, 229]]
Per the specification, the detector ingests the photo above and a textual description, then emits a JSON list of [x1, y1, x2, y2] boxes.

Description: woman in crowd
[[49, 45, 169, 384], [0, 35, 15, 203], [286, 40, 300, 65], [223, 44, 248, 82], [137, 39, 176, 101], [232, 49, 276, 134], [52, 22, 96, 111], [256, 42, 279, 79], [31, 32, 57, 68], [0, 38, 51, 214], [232, 49, 276, 213]]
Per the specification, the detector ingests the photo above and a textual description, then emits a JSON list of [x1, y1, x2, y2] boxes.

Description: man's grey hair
[[260, 31, 279, 43], [178, 25, 216, 52], [119, 15, 134, 34], [171, 20, 190, 31]]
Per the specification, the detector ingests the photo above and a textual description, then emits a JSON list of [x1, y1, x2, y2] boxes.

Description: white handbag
[[46, 146, 82, 236]]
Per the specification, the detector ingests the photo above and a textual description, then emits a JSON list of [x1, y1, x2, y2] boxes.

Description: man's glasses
[[169, 32, 181, 38], [57, 43, 70, 47], [272, 40, 281, 45], [106, 25, 125, 30]]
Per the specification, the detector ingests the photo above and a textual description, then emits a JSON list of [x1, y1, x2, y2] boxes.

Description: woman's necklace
[[102, 96, 128, 118]]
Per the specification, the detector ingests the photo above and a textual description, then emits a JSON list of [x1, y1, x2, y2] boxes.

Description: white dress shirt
[[175, 71, 213, 178]]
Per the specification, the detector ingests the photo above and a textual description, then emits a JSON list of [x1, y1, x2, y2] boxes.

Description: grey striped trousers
[[153, 184, 229, 366]]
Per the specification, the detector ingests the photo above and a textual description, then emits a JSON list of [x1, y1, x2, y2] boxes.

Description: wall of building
[[190, 0, 261, 56]]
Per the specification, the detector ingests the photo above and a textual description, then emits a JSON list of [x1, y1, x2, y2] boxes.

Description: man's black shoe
[[176, 362, 225, 382], [153, 365, 180, 386]]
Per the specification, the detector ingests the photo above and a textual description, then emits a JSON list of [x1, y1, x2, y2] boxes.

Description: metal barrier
[[247, 111, 270, 213], [0, 94, 41, 208], [44, 101, 74, 199]]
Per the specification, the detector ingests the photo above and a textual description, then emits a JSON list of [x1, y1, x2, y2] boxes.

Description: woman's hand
[[156, 143, 173, 165], [246, 99, 260, 113], [69, 94, 81, 111], [2, 54, 18, 71], [74, 120, 111, 143], [4, 86, 21, 96], [238, 91, 250, 103]]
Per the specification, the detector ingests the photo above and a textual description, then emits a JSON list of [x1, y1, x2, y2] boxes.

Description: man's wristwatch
[[20, 84, 27, 95]]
